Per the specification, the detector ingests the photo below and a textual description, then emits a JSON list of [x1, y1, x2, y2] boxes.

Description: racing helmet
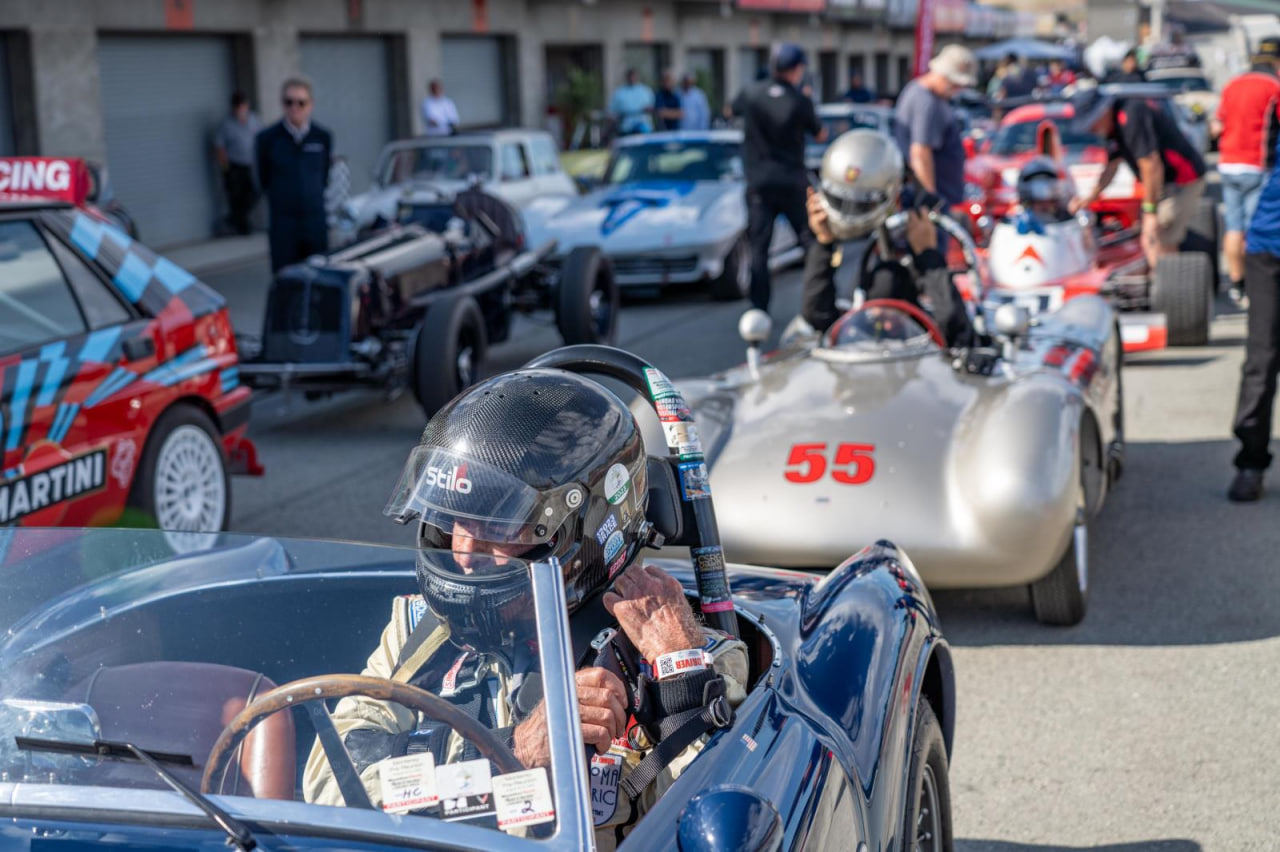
[[1016, 156, 1072, 218], [817, 129, 904, 241], [385, 369, 649, 649]]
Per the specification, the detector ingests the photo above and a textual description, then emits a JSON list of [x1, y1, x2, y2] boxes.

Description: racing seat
[[66, 661, 296, 800]]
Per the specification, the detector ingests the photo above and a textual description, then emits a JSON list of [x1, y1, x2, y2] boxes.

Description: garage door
[[98, 36, 232, 248], [300, 36, 392, 197], [441, 36, 507, 128], [0, 38, 13, 156]]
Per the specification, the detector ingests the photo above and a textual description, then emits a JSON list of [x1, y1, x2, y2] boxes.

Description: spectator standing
[[731, 43, 825, 313], [1046, 60, 1077, 93], [678, 73, 711, 131], [256, 76, 332, 272], [1228, 144, 1280, 501], [1104, 50, 1146, 84], [655, 70, 683, 131], [421, 79, 460, 137], [213, 91, 261, 236], [1216, 38, 1280, 304], [986, 55, 1011, 99], [609, 69, 655, 136], [844, 73, 874, 103]]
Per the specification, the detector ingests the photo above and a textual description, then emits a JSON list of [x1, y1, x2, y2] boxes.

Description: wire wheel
[[914, 763, 943, 852], [154, 424, 227, 532]]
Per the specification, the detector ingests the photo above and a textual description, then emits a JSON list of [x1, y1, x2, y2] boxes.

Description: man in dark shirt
[[1071, 88, 1207, 268], [731, 43, 826, 313], [1103, 50, 1147, 84], [256, 76, 333, 272], [844, 73, 874, 104], [654, 70, 683, 131]]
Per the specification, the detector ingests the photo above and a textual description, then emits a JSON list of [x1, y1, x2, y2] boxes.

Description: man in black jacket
[[256, 76, 333, 271]]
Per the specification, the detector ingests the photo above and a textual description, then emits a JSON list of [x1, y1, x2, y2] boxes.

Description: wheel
[[411, 293, 487, 418], [710, 236, 750, 302], [1030, 482, 1089, 626], [128, 405, 229, 532], [901, 697, 953, 852], [555, 245, 618, 345], [1182, 198, 1220, 292], [1151, 252, 1212, 346]]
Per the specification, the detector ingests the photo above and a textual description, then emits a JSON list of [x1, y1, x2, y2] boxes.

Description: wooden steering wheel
[[828, 298, 948, 349], [201, 673, 525, 808]]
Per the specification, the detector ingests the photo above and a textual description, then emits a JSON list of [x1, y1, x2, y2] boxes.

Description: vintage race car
[[806, 103, 896, 171], [0, 347, 956, 851], [0, 157, 260, 532], [668, 216, 1124, 625], [523, 130, 801, 299]]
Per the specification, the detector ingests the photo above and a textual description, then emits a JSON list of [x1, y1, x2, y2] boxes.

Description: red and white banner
[[914, 0, 937, 78]]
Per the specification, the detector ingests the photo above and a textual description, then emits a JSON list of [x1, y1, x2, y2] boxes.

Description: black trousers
[[1233, 251, 1280, 470], [268, 214, 328, 272], [746, 184, 812, 313], [223, 163, 257, 235]]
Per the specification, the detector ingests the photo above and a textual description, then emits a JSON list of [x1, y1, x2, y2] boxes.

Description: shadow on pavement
[[1123, 355, 1221, 369], [957, 842, 1200, 852], [933, 438, 1280, 647]]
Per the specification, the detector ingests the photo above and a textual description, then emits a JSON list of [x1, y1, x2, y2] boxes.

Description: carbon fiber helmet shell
[[1016, 156, 1073, 209], [817, 129, 904, 241], [389, 369, 649, 648]]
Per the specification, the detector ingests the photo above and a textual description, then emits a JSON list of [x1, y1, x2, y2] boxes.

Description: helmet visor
[[1019, 177, 1066, 203], [384, 445, 584, 545]]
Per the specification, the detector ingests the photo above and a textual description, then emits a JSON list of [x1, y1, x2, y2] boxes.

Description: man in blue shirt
[[655, 70, 683, 131], [843, 73, 874, 104], [609, 69, 654, 136], [1230, 158, 1280, 500], [679, 73, 711, 131], [256, 76, 332, 271]]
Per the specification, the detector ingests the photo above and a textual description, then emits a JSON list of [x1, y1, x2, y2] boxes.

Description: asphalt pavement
[[207, 255, 1276, 851]]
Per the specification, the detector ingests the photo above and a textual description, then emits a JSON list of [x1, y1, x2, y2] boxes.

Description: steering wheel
[[861, 208, 989, 310], [828, 298, 947, 349], [201, 674, 524, 808]]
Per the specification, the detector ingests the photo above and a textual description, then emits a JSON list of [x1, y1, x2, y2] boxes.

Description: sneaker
[[1229, 287, 1249, 309], [1228, 468, 1265, 502]]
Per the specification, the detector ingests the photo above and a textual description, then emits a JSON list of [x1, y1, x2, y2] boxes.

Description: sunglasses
[[283, 97, 309, 107]]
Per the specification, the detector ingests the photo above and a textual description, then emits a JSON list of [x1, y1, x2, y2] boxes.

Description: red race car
[[0, 157, 260, 532]]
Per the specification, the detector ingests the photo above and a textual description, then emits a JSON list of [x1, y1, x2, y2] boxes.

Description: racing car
[[238, 185, 616, 417], [0, 157, 259, 533], [0, 345, 956, 851], [523, 130, 802, 300], [665, 214, 1123, 625]]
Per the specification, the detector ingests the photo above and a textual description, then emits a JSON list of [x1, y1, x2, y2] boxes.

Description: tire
[[128, 405, 229, 533], [901, 697, 953, 852], [710, 236, 750, 302], [555, 246, 619, 346], [1182, 198, 1220, 292], [1030, 482, 1089, 626], [1151, 252, 1212, 347], [412, 293, 487, 418]]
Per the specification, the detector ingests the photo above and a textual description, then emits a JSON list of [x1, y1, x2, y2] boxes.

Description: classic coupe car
[[0, 347, 956, 851], [667, 215, 1124, 625], [805, 103, 896, 171], [523, 130, 802, 299], [0, 157, 259, 533]]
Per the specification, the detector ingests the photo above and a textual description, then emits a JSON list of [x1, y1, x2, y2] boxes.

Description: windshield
[[605, 140, 741, 184], [382, 144, 493, 185], [818, 110, 890, 140], [0, 528, 570, 844], [1148, 75, 1211, 93], [827, 304, 937, 355], [990, 117, 1102, 155]]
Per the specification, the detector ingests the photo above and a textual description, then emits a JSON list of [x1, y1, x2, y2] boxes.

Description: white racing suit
[[303, 593, 748, 849]]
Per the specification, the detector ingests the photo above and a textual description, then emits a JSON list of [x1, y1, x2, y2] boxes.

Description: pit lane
[[218, 258, 1273, 851]]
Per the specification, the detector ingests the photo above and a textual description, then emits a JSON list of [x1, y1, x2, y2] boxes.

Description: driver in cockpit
[[302, 369, 747, 849], [1012, 157, 1075, 227], [796, 129, 974, 349]]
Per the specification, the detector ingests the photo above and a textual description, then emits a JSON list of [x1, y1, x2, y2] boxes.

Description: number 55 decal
[[784, 443, 876, 485]]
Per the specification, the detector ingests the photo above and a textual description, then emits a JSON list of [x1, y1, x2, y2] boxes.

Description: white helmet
[[817, 129, 904, 241]]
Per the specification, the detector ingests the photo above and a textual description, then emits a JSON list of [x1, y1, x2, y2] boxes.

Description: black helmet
[[385, 369, 650, 647], [1016, 156, 1072, 211]]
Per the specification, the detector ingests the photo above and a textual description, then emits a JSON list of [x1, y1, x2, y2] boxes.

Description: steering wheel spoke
[[303, 701, 375, 811]]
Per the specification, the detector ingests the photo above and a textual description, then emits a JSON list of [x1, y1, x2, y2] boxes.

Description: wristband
[[653, 648, 711, 681], [1141, 201, 1157, 214]]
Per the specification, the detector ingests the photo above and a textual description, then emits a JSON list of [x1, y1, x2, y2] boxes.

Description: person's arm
[[1136, 153, 1163, 208], [255, 129, 271, 192], [801, 97, 827, 143], [802, 187, 841, 332], [213, 123, 229, 171], [906, 209, 973, 348], [322, 129, 332, 187], [910, 143, 936, 193], [446, 98, 460, 133]]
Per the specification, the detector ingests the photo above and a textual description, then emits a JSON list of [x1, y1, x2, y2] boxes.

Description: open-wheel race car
[[238, 186, 618, 416], [666, 213, 1124, 625], [0, 344, 956, 851]]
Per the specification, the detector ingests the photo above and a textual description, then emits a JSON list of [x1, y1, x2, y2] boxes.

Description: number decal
[[785, 443, 876, 485], [783, 443, 827, 483]]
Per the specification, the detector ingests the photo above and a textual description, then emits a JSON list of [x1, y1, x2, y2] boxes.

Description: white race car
[[523, 130, 802, 299]]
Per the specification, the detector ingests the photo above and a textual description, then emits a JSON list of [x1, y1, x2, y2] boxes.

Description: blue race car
[[0, 348, 955, 852]]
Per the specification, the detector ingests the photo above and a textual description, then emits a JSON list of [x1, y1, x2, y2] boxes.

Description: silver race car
[[523, 130, 801, 299], [659, 215, 1124, 625]]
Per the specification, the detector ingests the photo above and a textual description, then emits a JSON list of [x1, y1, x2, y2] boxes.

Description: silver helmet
[[817, 129, 904, 241]]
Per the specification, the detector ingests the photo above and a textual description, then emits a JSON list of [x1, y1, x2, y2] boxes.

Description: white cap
[[929, 44, 978, 88]]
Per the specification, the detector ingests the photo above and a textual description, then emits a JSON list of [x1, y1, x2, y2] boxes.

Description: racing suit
[[303, 593, 747, 849], [801, 239, 975, 348]]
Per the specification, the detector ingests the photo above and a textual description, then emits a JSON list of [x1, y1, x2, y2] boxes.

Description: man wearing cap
[[1069, 87, 1207, 269], [1215, 38, 1280, 304], [893, 44, 977, 243], [731, 43, 826, 313]]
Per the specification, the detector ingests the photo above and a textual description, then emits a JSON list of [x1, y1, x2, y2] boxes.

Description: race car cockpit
[[817, 300, 947, 363]]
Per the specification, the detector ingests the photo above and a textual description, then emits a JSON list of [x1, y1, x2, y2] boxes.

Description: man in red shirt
[[1216, 38, 1280, 303]]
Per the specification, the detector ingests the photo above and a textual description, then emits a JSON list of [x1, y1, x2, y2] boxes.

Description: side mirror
[[993, 302, 1032, 338], [739, 309, 772, 380]]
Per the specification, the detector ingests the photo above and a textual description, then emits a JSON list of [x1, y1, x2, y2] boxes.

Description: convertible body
[[0, 527, 953, 851]]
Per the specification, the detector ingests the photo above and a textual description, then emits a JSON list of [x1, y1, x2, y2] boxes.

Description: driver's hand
[[604, 563, 704, 662], [513, 667, 627, 766], [906, 208, 937, 255], [807, 187, 835, 245], [1068, 195, 1093, 215]]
